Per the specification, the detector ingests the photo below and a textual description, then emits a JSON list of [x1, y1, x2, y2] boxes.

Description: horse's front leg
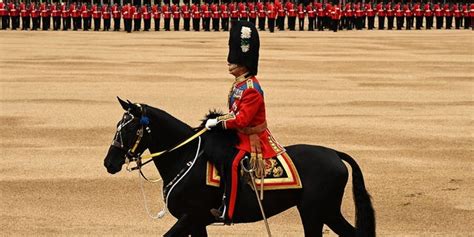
[[189, 225, 208, 237], [163, 214, 190, 237]]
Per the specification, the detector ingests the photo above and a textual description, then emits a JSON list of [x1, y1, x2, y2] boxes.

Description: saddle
[[206, 152, 302, 191]]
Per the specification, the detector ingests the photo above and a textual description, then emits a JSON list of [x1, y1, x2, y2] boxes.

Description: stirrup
[[210, 208, 225, 221]]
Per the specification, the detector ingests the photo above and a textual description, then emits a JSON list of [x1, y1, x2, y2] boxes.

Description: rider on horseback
[[205, 21, 285, 224]]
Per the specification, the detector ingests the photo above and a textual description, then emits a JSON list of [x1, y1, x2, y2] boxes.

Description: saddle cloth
[[206, 152, 302, 191]]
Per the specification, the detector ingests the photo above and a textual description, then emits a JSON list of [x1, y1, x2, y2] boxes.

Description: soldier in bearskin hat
[[206, 21, 284, 224]]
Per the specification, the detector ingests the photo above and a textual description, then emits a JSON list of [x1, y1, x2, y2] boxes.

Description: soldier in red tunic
[[395, 3, 403, 30], [424, 1, 433, 30], [206, 21, 284, 224], [182, 0, 191, 31], [366, 1, 375, 30], [386, 1, 394, 30], [9, 1, 19, 30], [248, 0, 256, 27], [267, 0, 276, 32], [210, 0, 219, 31], [102, 2, 111, 31], [201, 1, 210, 31], [80, 2, 90, 31], [40, 1, 50, 31], [20, 1, 30, 30], [91, 3, 101, 31], [171, 1, 180, 31], [151, 1, 161, 31], [286, 0, 296, 31], [142, 3, 151, 31], [162, 0, 171, 31], [111, 2, 121, 31], [60, 2, 70, 31], [238, 1, 248, 22], [191, 0, 200, 31], [404, 3, 413, 30], [307, 2, 315, 31], [297, 2, 304, 31], [453, 3, 462, 29], [31, 1, 41, 30], [132, 4, 141, 31], [413, 2, 423, 30], [276, 0, 285, 30], [444, 3, 452, 29], [123, 3, 132, 33], [376, 1, 385, 30], [330, 3, 340, 32], [316, 1, 324, 30], [219, 0, 230, 31], [462, 3, 470, 29], [255, 0, 263, 31], [229, 1, 238, 28], [0, 1, 7, 30], [51, 2, 60, 31], [355, 2, 365, 30], [434, 3, 443, 29]]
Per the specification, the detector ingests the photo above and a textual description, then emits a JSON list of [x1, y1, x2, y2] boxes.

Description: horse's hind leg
[[189, 225, 208, 237], [325, 213, 355, 237], [164, 214, 190, 237], [297, 205, 324, 237]]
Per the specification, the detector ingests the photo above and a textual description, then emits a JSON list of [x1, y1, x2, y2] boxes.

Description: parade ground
[[0, 30, 473, 236]]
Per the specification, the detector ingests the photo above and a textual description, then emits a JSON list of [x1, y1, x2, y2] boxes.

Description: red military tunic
[[267, 3, 276, 19], [297, 4, 305, 19], [221, 75, 284, 159], [0, 3, 7, 17], [182, 4, 190, 19], [238, 2, 247, 18], [257, 2, 265, 18], [152, 4, 160, 20], [210, 3, 218, 19], [424, 4, 432, 17], [92, 5, 101, 19], [220, 3, 228, 19], [171, 4, 179, 19], [307, 4, 315, 18], [191, 4, 200, 19], [376, 3, 385, 17], [142, 6, 150, 20], [102, 5, 111, 20], [162, 5, 171, 19], [20, 2, 28, 17], [248, 2, 256, 19], [112, 4, 120, 19], [132, 6, 140, 20]]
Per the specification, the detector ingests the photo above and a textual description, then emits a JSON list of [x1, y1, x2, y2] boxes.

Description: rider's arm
[[221, 88, 262, 130]]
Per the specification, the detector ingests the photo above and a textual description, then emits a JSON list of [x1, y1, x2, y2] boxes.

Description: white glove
[[205, 118, 219, 130]]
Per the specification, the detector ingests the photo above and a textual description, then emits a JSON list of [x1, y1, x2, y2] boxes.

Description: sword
[[249, 170, 272, 237], [241, 156, 271, 237]]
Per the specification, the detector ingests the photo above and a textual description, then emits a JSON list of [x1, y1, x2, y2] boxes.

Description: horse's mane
[[196, 110, 239, 164]]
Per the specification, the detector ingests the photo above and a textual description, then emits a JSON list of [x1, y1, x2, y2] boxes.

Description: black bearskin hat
[[227, 21, 260, 77]]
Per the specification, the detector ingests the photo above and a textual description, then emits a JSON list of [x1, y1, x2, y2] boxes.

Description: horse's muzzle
[[104, 146, 126, 174]]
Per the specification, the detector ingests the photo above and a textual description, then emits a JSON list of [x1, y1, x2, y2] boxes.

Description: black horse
[[104, 98, 376, 237]]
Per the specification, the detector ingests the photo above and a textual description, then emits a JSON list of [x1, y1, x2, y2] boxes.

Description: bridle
[[110, 103, 207, 220], [111, 103, 207, 182]]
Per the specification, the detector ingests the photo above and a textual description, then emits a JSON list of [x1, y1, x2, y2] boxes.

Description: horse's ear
[[117, 97, 130, 111]]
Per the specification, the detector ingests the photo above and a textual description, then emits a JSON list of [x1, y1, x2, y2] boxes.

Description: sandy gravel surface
[[1, 30, 473, 236]]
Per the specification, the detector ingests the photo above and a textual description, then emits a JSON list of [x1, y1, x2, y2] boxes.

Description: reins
[[128, 127, 208, 171]]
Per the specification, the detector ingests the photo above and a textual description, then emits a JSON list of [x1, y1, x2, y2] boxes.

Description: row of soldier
[[1, 0, 473, 32]]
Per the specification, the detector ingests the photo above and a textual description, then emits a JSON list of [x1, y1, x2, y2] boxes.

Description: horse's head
[[104, 97, 150, 174]]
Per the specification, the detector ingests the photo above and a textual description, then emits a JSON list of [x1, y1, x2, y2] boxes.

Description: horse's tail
[[336, 151, 376, 237]]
